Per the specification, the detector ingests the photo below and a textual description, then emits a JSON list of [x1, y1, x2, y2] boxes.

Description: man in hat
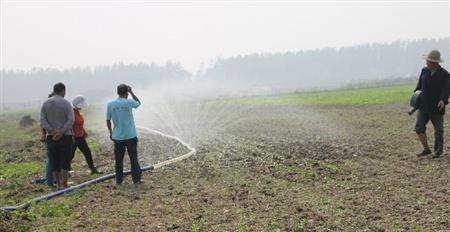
[[414, 50, 450, 158]]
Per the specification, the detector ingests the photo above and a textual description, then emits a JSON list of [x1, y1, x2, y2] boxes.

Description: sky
[[2, 0, 450, 72]]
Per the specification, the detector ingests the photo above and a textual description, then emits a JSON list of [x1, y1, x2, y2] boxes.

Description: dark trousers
[[70, 137, 96, 171], [415, 110, 444, 153], [114, 137, 141, 184], [46, 135, 73, 172], [45, 146, 54, 185]]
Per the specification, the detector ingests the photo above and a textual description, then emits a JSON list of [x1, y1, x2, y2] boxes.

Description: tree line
[[3, 37, 449, 107], [3, 61, 190, 106], [200, 37, 450, 89]]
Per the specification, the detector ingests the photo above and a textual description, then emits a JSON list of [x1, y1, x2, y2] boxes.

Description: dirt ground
[[1, 103, 449, 231]]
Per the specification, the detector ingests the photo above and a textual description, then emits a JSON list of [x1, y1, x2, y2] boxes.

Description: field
[[223, 85, 414, 105], [1, 84, 450, 231]]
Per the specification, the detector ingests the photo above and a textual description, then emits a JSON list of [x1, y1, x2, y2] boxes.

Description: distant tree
[[4, 37, 450, 107], [3, 62, 191, 105], [200, 38, 450, 89]]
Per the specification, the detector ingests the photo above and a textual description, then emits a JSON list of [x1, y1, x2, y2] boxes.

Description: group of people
[[38, 50, 449, 190], [40, 83, 142, 190]]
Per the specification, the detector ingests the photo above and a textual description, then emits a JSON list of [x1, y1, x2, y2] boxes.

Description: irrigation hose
[[0, 127, 196, 212]]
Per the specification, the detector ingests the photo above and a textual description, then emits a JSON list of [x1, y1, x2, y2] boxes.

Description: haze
[[3, 1, 450, 72]]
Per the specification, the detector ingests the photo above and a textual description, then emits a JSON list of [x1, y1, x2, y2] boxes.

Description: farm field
[[222, 85, 414, 106], [1, 85, 449, 231]]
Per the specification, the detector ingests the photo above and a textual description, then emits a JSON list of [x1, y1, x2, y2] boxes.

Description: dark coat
[[414, 66, 450, 115]]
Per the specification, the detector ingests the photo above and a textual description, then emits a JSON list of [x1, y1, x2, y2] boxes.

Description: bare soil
[[1, 104, 449, 231]]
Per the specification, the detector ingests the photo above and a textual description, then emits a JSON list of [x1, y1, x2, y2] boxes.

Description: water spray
[[0, 127, 196, 212]]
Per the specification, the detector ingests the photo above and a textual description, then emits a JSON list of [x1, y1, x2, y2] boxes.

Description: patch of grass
[[0, 162, 42, 180], [0, 210, 35, 232], [1, 198, 78, 232], [222, 84, 413, 105], [189, 216, 207, 232], [409, 225, 424, 232], [129, 208, 139, 218], [0, 162, 44, 207], [318, 161, 340, 174], [0, 119, 37, 145], [87, 140, 101, 155], [0, 109, 37, 117], [33, 202, 72, 218]]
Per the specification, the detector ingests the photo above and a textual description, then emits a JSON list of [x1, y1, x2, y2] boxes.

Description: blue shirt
[[106, 98, 140, 140]]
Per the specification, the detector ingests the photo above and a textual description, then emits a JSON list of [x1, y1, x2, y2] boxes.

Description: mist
[[3, 3, 450, 109], [3, 38, 450, 110]]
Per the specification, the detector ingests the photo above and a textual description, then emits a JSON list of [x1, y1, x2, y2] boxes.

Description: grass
[[0, 115, 36, 144], [0, 110, 111, 231], [223, 84, 414, 105], [0, 162, 42, 181]]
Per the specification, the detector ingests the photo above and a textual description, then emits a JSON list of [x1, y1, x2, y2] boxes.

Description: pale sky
[[2, 1, 450, 72]]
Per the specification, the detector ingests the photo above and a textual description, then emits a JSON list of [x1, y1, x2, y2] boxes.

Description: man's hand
[[127, 85, 141, 104], [52, 132, 62, 141], [106, 120, 113, 141], [438, 100, 445, 111]]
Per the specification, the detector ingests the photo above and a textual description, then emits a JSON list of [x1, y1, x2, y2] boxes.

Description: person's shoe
[[432, 151, 442, 159], [33, 178, 47, 184], [408, 107, 416, 115], [46, 181, 56, 187], [90, 168, 103, 175], [417, 149, 432, 157], [134, 180, 144, 185]]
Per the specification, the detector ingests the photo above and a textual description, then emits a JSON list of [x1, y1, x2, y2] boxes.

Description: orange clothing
[[72, 109, 86, 138]]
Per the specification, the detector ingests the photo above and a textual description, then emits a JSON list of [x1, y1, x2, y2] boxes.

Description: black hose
[[0, 165, 154, 211]]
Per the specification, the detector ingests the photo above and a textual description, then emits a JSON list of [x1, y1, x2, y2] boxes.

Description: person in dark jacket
[[414, 50, 450, 158]]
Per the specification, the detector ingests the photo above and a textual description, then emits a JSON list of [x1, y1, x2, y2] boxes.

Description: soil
[[1, 104, 449, 231]]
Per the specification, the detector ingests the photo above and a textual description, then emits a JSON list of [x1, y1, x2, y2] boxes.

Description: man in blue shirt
[[107, 84, 142, 184]]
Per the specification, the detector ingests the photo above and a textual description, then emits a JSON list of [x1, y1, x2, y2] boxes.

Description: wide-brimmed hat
[[423, 50, 444, 63], [72, 95, 88, 109]]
